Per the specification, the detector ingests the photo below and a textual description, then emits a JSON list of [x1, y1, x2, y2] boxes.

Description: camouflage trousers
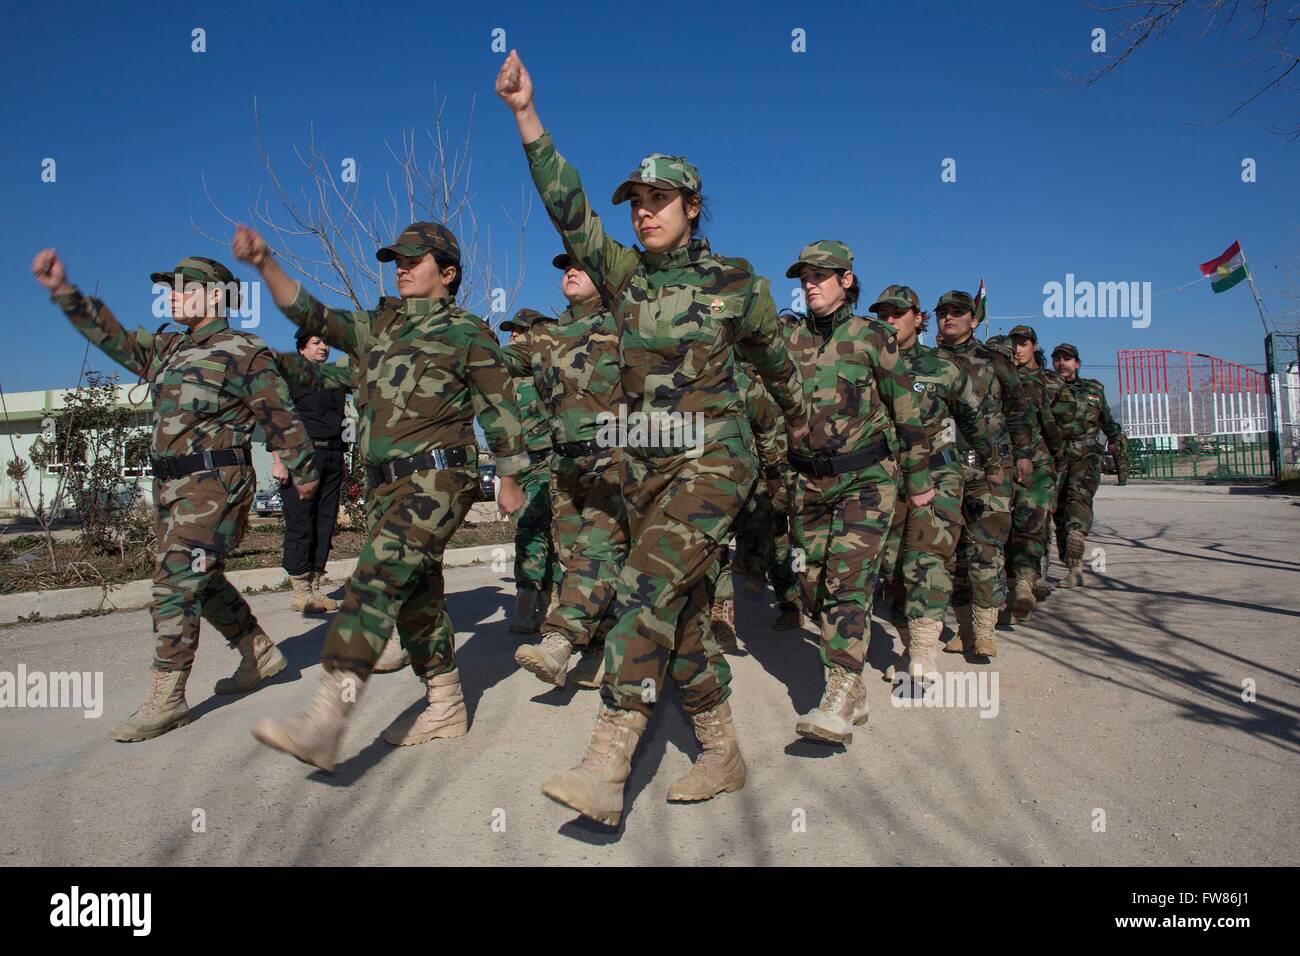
[[1007, 460, 1058, 576], [512, 456, 555, 592], [879, 462, 965, 624], [600, 435, 754, 717], [953, 467, 1014, 609], [543, 448, 627, 648], [1054, 450, 1102, 544], [321, 466, 477, 678], [792, 459, 899, 673], [151, 467, 260, 671], [732, 479, 800, 608]]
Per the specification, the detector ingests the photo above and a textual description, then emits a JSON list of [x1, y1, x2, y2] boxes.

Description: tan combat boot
[[568, 645, 605, 689], [711, 598, 737, 652], [1035, 554, 1053, 600], [251, 668, 362, 772], [381, 668, 468, 745], [109, 667, 191, 742], [309, 572, 340, 612], [772, 605, 801, 631], [1059, 530, 1086, 588], [1011, 570, 1038, 622], [372, 635, 410, 674], [795, 666, 869, 745], [667, 700, 746, 802], [289, 573, 327, 614], [541, 703, 649, 826], [947, 605, 975, 653], [884, 621, 910, 682], [515, 631, 574, 687], [908, 618, 943, 681], [214, 628, 287, 695], [508, 588, 540, 634], [972, 605, 999, 658]]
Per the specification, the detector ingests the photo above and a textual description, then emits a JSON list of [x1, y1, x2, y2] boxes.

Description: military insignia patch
[[710, 298, 724, 314], [913, 382, 925, 392]]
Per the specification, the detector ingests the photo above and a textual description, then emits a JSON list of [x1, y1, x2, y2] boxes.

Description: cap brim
[[610, 179, 684, 205], [552, 254, 574, 270], [375, 243, 431, 263], [869, 297, 913, 313]]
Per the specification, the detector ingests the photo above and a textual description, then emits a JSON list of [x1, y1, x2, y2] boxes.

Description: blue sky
[[3, 0, 1297, 401]]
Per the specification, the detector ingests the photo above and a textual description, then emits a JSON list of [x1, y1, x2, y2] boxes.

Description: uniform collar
[[563, 298, 603, 324], [641, 238, 710, 270], [398, 296, 455, 319], [942, 333, 978, 353], [805, 302, 854, 336], [188, 316, 230, 340]]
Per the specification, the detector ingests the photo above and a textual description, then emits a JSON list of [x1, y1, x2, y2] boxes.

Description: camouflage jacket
[[524, 131, 807, 441], [1016, 364, 1067, 468], [1053, 377, 1124, 457], [937, 335, 1032, 466], [502, 299, 623, 448], [53, 288, 317, 486], [736, 365, 787, 477], [785, 305, 933, 497], [508, 328, 554, 454], [898, 340, 994, 468], [279, 286, 529, 476]]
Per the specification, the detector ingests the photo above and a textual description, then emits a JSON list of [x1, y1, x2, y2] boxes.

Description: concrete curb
[[0, 542, 513, 626]]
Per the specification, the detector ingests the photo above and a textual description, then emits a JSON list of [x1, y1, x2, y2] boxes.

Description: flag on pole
[[972, 278, 987, 325], [1199, 240, 1248, 293]]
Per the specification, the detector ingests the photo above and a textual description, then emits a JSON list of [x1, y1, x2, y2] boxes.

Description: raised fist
[[31, 248, 70, 293], [231, 225, 270, 268], [495, 50, 534, 113]]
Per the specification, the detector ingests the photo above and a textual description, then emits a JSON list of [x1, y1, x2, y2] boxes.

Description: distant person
[[272, 332, 346, 616]]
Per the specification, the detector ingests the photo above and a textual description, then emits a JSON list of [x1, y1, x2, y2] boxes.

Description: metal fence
[[1266, 334, 1300, 479]]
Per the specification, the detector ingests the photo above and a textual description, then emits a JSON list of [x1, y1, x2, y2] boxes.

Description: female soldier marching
[[497, 50, 808, 826]]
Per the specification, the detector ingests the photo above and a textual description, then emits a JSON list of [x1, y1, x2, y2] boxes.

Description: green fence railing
[[1128, 436, 1271, 480]]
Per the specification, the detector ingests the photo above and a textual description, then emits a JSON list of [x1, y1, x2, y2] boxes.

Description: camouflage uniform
[[501, 310, 557, 604], [876, 289, 994, 631], [277, 224, 528, 680], [525, 134, 806, 718], [52, 260, 317, 675], [784, 250, 933, 680], [730, 364, 800, 614], [1050, 343, 1126, 585], [1003, 326, 1066, 603], [502, 275, 626, 655], [936, 297, 1032, 628]]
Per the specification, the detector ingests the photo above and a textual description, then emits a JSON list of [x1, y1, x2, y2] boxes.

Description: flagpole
[[1240, 242, 1272, 335]]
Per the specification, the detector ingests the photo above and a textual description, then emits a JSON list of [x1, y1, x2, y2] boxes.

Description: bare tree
[[1063, 1, 1300, 139], [199, 90, 531, 327]]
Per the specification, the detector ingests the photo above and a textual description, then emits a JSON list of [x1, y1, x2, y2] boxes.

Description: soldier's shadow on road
[[187, 617, 330, 723], [555, 682, 698, 844]]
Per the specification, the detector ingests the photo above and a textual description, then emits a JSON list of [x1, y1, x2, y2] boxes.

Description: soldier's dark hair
[[844, 273, 861, 308], [1034, 347, 1047, 369], [681, 189, 711, 237], [434, 253, 462, 297], [916, 308, 931, 332], [295, 330, 316, 352]]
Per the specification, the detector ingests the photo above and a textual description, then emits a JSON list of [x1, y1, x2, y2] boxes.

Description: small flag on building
[[1199, 240, 1248, 293], [973, 278, 987, 324]]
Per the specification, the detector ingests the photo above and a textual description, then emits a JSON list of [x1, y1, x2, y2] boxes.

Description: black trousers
[[282, 448, 345, 575]]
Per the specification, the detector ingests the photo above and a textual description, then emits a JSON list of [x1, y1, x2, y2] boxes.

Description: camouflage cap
[[1051, 342, 1080, 360], [868, 284, 921, 314], [375, 221, 460, 264], [552, 252, 575, 270], [784, 240, 854, 279], [985, 334, 1014, 358], [150, 256, 236, 287], [610, 153, 702, 205], [1008, 324, 1038, 342], [501, 308, 546, 334], [934, 290, 975, 314]]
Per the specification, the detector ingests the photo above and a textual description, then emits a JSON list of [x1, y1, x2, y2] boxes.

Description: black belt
[[555, 439, 602, 458], [364, 446, 472, 489], [789, 439, 890, 478], [527, 447, 553, 464], [152, 447, 252, 481], [312, 439, 345, 451], [930, 447, 958, 469]]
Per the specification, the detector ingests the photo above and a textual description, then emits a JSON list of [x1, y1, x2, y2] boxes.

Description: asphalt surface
[[1, 484, 1296, 866]]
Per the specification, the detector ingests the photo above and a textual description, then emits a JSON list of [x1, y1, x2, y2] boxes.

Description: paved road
[[1, 484, 1296, 866]]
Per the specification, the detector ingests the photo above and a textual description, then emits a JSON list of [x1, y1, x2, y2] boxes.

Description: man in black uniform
[[272, 331, 347, 614]]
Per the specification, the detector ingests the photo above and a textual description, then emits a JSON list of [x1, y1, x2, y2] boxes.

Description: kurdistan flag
[[973, 278, 986, 324], [1199, 240, 1248, 293]]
